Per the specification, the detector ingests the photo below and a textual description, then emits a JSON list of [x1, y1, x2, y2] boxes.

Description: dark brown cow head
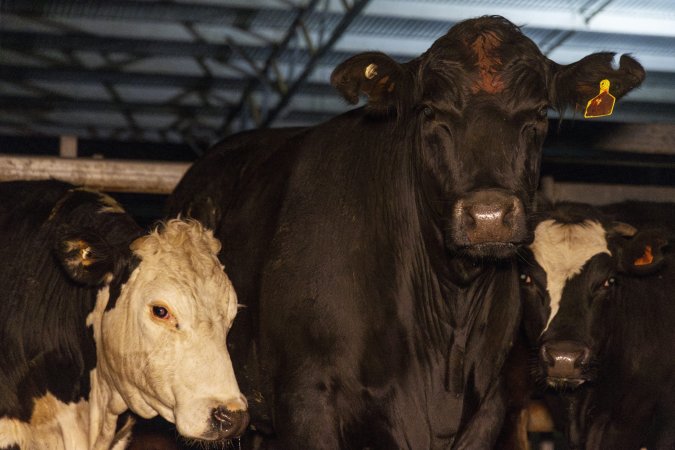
[[331, 16, 644, 259]]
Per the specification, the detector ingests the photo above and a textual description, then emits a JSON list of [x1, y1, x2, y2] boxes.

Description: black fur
[[0, 180, 141, 424]]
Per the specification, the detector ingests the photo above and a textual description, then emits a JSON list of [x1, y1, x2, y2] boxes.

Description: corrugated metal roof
[[1, 0, 673, 146]]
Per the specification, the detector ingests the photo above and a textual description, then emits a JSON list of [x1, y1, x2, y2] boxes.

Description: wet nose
[[211, 405, 250, 439], [541, 340, 591, 382], [454, 189, 526, 245]]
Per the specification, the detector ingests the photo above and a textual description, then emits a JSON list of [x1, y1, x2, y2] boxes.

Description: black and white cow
[[0, 180, 248, 450], [522, 203, 675, 449], [167, 16, 644, 449]]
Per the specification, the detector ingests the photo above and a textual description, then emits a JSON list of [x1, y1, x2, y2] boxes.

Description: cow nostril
[[463, 208, 477, 228], [575, 347, 591, 368], [502, 203, 516, 227], [210, 406, 250, 438], [541, 344, 556, 366], [212, 406, 233, 429]]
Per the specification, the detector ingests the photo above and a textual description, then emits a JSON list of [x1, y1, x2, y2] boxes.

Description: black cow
[[167, 16, 644, 449], [0, 180, 247, 450], [525, 203, 675, 449]]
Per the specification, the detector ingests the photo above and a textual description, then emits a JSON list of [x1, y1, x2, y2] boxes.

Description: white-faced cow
[[0, 180, 248, 450], [167, 16, 644, 449], [522, 203, 675, 449]]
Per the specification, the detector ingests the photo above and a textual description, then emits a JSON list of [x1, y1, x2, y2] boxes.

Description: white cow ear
[[55, 227, 115, 286]]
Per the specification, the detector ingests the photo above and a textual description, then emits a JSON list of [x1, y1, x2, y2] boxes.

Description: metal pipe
[[0, 155, 190, 194]]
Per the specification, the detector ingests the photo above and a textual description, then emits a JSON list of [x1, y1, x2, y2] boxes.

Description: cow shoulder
[[167, 127, 307, 229]]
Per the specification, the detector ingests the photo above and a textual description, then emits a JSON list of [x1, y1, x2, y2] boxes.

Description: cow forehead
[[530, 220, 610, 331], [424, 17, 547, 102], [129, 220, 235, 312]]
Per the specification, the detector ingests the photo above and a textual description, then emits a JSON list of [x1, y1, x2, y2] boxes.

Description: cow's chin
[[457, 242, 519, 260]]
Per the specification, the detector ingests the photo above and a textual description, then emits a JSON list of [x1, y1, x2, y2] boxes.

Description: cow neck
[[412, 205, 495, 395], [446, 264, 504, 394], [86, 285, 132, 449]]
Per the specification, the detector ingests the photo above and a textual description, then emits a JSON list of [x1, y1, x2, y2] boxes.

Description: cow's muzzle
[[540, 340, 591, 389], [451, 189, 528, 257]]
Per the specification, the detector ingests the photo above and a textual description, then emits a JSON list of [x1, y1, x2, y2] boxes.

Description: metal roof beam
[[0, 1, 274, 27], [0, 29, 389, 72], [1, 30, 234, 60], [221, 0, 322, 131], [0, 64, 335, 95], [0, 95, 225, 117], [260, 0, 371, 128]]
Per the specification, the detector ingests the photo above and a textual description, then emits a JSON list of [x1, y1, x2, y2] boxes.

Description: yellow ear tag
[[584, 79, 615, 118], [633, 245, 653, 266]]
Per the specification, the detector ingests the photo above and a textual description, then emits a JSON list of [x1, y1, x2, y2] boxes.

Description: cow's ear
[[55, 227, 116, 286], [616, 230, 668, 276], [550, 53, 645, 116], [331, 52, 410, 113]]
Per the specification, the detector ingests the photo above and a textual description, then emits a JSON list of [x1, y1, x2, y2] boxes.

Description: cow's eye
[[537, 106, 548, 119], [602, 277, 616, 288], [421, 105, 435, 119], [152, 305, 169, 318], [519, 273, 532, 285], [150, 304, 179, 329]]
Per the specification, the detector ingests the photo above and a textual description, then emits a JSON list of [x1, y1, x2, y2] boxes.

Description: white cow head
[[59, 219, 248, 442]]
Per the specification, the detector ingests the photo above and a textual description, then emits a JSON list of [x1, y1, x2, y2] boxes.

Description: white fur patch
[[530, 220, 610, 332], [0, 396, 88, 449]]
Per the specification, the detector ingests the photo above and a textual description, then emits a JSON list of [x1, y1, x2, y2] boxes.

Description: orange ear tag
[[584, 79, 616, 118], [633, 245, 653, 266]]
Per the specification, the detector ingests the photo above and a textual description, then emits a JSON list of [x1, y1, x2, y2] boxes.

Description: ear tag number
[[584, 79, 616, 118], [633, 245, 654, 266]]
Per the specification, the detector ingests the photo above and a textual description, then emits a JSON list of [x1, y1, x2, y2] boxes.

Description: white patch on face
[[529, 219, 610, 332], [87, 219, 246, 441], [0, 396, 88, 450]]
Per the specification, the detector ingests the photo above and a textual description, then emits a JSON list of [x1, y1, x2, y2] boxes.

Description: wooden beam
[[0, 155, 190, 194]]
